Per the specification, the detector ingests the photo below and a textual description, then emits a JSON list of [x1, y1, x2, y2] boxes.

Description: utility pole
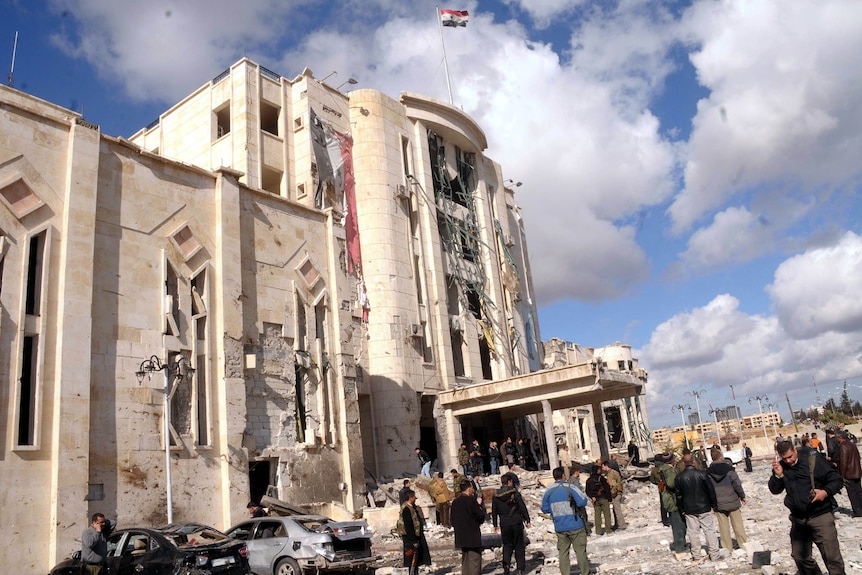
[[785, 392, 799, 433], [672, 404, 692, 449], [686, 389, 707, 444], [749, 395, 770, 449], [730, 384, 744, 444]]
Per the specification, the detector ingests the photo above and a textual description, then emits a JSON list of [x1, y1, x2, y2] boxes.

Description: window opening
[[191, 271, 209, 446], [260, 101, 280, 136], [25, 233, 45, 315], [261, 166, 283, 195], [17, 335, 38, 445], [215, 103, 231, 139], [479, 336, 493, 380], [451, 331, 465, 377]]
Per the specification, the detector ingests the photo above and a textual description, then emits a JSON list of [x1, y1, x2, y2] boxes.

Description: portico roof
[[438, 362, 645, 418]]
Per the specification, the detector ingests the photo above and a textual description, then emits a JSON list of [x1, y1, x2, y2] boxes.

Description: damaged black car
[[49, 523, 251, 575]]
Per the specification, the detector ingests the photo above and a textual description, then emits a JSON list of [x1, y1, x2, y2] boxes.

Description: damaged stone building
[[0, 58, 650, 572]]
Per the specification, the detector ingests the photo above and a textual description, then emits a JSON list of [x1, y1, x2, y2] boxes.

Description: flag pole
[[435, 6, 454, 105], [8, 31, 18, 87]]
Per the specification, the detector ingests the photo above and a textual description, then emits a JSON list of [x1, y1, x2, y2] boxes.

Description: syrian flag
[[440, 9, 469, 27]]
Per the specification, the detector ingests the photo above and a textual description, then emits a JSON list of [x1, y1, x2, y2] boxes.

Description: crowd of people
[[393, 426, 860, 575]]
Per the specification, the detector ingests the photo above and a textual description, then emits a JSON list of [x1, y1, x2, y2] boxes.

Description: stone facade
[[0, 57, 545, 571]]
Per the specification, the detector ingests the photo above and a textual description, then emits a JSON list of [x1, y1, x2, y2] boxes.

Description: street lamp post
[[766, 402, 780, 439], [686, 389, 707, 444], [730, 384, 743, 443], [136, 354, 195, 524], [672, 404, 692, 449], [749, 395, 770, 449], [708, 404, 722, 443]]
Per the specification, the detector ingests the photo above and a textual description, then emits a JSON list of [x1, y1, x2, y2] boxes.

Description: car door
[[250, 520, 289, 574], [227, 521, 279, 575], [110, 531, 173, 575]]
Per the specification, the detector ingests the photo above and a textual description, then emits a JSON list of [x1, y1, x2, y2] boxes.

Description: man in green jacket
[[649, 453, 687, 553]]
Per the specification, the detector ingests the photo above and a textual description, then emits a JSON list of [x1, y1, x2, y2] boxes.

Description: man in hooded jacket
[[492, 472, 531, 575], [706, 448, 747, 553]]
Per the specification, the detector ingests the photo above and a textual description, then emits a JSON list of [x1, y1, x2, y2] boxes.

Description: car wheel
[[275, 557, 302, 575]]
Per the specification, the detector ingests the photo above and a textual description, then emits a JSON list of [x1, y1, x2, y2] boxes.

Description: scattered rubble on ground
[[368, 456, 862, 574]]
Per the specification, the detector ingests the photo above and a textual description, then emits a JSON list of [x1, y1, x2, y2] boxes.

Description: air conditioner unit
[[409, 323, 422, 337], [503, 233, 515, 247], [395, 184, 410, 199]]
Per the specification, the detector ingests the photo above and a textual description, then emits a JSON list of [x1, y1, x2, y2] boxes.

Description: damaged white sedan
[[226, 515, 375, 575]]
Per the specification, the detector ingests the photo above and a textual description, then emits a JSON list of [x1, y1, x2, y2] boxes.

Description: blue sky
[[3, 0, 862, 429]]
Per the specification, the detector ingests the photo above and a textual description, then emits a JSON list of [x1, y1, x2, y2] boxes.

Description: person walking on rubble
[[429, 472, 453, 527], [399, 489, 432, 575], [649, 453, 687, 553], [627, 440, 640, 466], [585, 464, 612, 536], [493, 472, 531, 575], [835, 430, 862, 517], [677, 452, 721, 562], [504, 437, 516, 468], [769, 439, 846, 575], [416, 447, 432, 477], [706, 448, 747, 553], [601, 461, 626, 530], [542, 466, 591, 575], [451, 480, 486, 575], [742, 442, 753, 473]]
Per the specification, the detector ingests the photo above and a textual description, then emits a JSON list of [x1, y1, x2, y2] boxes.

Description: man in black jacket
[[492, 472, 531, 575], [769, 440, 846, 575], [585, 465, 613, 536], [451, 482, 486, 575], [676, 453, 721, 562]]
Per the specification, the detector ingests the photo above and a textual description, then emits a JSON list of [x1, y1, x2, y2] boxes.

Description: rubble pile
[[370, 458, 862, 574]]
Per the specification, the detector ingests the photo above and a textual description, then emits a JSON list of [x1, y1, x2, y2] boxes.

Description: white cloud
[[680, 206, 774, 268], [766, 231, 862, 339], [642, 235, 862, 426], [670, 0, 862, 232], [500, 0, 587, 28], [48, 0, 313, 102]]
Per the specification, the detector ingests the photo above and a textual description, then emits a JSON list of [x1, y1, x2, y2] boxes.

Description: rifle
[[658, 469, 667, 493]]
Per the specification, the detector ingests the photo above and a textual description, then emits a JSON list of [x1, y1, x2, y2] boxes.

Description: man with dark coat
[[470, 439, 485, 476], [451, 481, 486, 575], [585, 464, 612, 535], [769, 440, 846, 575], [627, 440, 641, 465], [677, 453, 720, 562], [399, 489, 432, 575], [742, 442, 753, 473], [836, 431, 862, 517], [398, 479, 412, 506], [825, 428, 839, 464], [706, 448, 747, 553], [416, 447, 432, 477], [488, 441, 502, 475], [492, 472, 531, 575]]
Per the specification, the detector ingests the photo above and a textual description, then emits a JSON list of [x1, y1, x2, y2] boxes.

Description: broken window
[[466, 285, 481, 319], [260, 100, 280, 136], [214, 102, 231, 139], [479, 335, 492, 380], [451, 331, 465, 377], [191, 270, 210, 446], [17, 229, 47, 447]]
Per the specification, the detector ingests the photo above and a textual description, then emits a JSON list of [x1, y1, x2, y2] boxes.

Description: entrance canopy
[[438, 362, 644, 418]]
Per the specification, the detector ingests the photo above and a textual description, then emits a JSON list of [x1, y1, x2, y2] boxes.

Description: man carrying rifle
[[649, 453, 687, 553]]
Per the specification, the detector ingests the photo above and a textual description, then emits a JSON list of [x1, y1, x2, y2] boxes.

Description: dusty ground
[[370, 441, 862, 574]]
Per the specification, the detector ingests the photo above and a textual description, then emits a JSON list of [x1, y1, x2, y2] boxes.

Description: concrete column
[[542, 400, 558, 470], [619, 398, 632, 444], [592, 402, 610, 462], [49, 119, 100, 567]]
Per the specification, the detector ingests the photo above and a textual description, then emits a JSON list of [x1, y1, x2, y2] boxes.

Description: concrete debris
[[370, 459, 862, 574]]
